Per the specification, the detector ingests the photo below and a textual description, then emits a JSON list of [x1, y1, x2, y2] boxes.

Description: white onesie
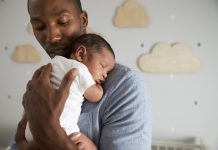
[[50, 56, 95, 135]]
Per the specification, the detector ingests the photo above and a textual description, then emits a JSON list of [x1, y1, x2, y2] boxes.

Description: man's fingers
[[18, 113, 27, 131], [22, 92, 27, 110], [32, 65, 45, 80], [15, 113, 27, 143], [59, 68, 78, 93], [39, 63, 52, 82]]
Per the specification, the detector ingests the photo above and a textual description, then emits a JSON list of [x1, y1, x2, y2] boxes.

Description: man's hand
[[15, 113, 28, 150], [22, 63, 79, 149]]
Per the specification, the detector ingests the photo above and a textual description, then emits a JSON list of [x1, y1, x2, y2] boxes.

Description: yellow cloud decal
[[138, 43, 202, 73], [11, 44, 41, 63], [114, 0, 149, 28]]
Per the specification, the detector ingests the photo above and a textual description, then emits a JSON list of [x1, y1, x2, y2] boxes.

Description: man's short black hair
[[27, 0, 83, 13], [73, 0, 82, 12]]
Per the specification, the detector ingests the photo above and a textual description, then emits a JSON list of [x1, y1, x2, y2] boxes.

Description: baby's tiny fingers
[[78, 142, 85, 150], [70, 132, 81, 144]]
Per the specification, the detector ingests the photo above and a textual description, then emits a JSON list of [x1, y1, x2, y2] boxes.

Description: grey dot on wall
[[4, 46, 8, 51], [141, 43, 144, 48], [194, 101, 198, 105], [8, 95, 12, 100], [197, 42, 201, 47]]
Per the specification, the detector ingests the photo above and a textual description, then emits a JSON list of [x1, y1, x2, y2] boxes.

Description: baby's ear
[[75, 45, 87, 62]]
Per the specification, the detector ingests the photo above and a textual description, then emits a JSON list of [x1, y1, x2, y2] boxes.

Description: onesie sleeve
[[77, 66, 96, 94]]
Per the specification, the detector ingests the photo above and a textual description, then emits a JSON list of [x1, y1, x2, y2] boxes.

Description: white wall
[[0, 0, 218, 149]]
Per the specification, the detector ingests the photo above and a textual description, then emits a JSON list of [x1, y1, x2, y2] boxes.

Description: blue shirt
[[10, 63, 152, 150]]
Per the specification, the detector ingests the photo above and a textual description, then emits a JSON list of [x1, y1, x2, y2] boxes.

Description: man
[[12, 0, 152, 149]]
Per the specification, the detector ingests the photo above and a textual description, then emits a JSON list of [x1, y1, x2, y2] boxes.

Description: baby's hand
[[70, 132, 97, 150]]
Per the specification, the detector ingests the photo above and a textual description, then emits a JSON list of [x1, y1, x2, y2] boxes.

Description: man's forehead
[[28, 0, 78, 16]]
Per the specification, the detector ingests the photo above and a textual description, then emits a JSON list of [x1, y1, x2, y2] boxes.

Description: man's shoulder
[[113, 63, 132, 73], [106, 63, 143, 85]]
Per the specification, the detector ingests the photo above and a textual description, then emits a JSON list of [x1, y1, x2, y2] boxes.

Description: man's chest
[[78, 100, 101, 144]]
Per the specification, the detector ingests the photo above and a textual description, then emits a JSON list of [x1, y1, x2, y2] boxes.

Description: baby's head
[[70, 33, 115, 84]]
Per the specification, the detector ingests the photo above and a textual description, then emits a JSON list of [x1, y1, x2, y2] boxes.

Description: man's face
[[28, 0, 88, 58]]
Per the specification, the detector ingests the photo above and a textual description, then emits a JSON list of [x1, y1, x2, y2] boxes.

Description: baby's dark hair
[[71, 33, 115, 58]]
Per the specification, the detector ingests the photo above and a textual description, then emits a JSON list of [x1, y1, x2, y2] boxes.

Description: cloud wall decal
[[114, 0, 149, 28], [138, 43, 202, 73], [11, 44, 41, 63]]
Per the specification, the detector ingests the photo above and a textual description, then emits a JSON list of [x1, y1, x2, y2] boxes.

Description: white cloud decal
[[138, 43, 202, 73], [114, 0, 149, 28], [11, 44, 41, 63]]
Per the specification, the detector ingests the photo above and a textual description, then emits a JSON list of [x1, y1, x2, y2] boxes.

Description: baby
[[26, 33, 115, 150]]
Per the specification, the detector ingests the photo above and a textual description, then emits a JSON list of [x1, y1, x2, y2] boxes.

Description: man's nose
[[46, 25, 62, 43]]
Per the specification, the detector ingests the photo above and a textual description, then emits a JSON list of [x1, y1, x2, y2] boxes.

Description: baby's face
[[83, 48, 115, 84]]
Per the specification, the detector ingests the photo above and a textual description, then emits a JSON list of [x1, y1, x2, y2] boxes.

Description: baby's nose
[[103, 72, 107, 79]]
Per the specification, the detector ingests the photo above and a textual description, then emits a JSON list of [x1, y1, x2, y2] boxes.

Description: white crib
[[152, 139, 208, 150]]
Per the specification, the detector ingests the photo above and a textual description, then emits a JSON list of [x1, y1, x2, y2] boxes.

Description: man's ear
[[80, 11, 88, 33], [75, 45, 87, 62]]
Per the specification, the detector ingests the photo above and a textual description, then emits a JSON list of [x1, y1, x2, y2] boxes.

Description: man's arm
[[99, 70, 152, 150], [21, 64, 79, 150]]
